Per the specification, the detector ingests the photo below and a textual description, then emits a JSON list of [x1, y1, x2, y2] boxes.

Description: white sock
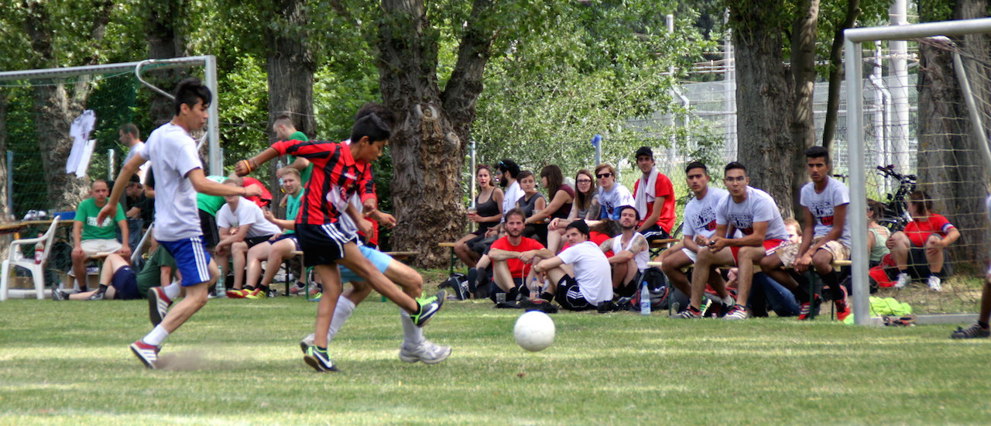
[[142, 325, 169, 347], [325, 296, 356, 345], [163, 282, 181, 300], [401, 310, 424, 348]]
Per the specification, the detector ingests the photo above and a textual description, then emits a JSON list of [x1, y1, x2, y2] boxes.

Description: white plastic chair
[[0, 217, 60, 301]]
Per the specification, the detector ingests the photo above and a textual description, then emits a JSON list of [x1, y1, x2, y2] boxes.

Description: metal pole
[[6, 151, 12, 217], [592, 134, 602, 166], [845, 34, 870, 326], [204, 56, 222, 176], [470, 139, 477, 208], [950, 47, 991, 176], [889, 0, 910, 174]]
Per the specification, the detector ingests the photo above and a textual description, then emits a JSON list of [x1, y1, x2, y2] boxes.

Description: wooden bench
[[646, 259, 852, 271], [648, 238, 679, 258]]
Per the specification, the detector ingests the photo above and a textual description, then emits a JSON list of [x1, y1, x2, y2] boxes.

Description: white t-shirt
[[502, 180, 524, 217], [800, 177, 851, 247], [610, 232, 649, 272], [597, 184, 635, 220], [142, 123, 203, 241], [683, 186, 729, 239], [216, 198, 282, 238], [558, 241, 613, 304], [716, 187, 789, 241]]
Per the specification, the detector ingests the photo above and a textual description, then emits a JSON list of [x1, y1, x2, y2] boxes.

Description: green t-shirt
[[137, 246, 178, 298], [285, 131, 312, 185], [284, 189, 305, 234], [196, 175, 227, 216], [75, 198, 126, 240]]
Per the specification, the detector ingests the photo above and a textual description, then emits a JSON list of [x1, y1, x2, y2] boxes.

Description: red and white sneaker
[[148, 287, 173, 326], [798, 295, 821, 321], [129, 341, 160, 369]]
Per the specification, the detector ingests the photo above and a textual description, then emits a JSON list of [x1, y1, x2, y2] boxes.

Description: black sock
[[823, 271, 843, 301], [979, 321, 990, 329], [97, 284, 108, 293], [790, 272, 812, 304], [506, 287, 519, 302], [539, 292, 554, 302], [79, 285, 88, 293], [245, 285, 255, 291], [466, 268, 478, 293]]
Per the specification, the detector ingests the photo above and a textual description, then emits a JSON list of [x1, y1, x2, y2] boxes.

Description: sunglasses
[[596, 173, 612, 179]]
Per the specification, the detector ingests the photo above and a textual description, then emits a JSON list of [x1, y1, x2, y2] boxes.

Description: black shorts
[[296, 222, 357, 267], [907, 247, 933, 278], [616, 270, 642, 298], [641, 224, 671, 242], [245, 235, 275, 248], [270, 233, 301, 251], [198, 209, 219, 249], [111, 266, 140, 300], [554, 275, 595, 311]]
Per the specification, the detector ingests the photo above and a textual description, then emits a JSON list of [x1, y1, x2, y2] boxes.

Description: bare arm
[[637, 195, 665, 233], [99, 155, 147, 223], [533, 256, 565, 273], [528, 190, 572, 224]]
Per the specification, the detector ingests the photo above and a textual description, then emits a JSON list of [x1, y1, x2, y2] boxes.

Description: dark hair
[[685, 161, 708, 175], [517, 170, 535, 182], [724, 161, 747, 174], [355, 103, 396, 128], [566, 219, 591, 237], [574, 169, 596, 211], [498, 159, 520, 179], [909, 190, 934, 212], [635, 146, 654, 160], [540, 165, 564, 199], [504, 207, 526, 223], [618, 205, 640, 221], [867, 198, 885, 221], [350, 111, 393, 145], [173, 78, 212, 115], [119, 123, 139, 137], [805, 145, 830, 164], [476, 164, 495, 188]]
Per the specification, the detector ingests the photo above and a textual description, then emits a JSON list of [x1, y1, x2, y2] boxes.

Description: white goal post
[[0, 55, 222, 175], [844, 18, 991, 325]]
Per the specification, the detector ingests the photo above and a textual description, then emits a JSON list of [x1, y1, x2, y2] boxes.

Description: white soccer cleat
[[399, 340, 452, 364], [927, 275, 942, 292], [894, 273, 910, 289]]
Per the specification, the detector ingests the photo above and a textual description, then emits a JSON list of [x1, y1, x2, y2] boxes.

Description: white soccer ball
[[514, 311, 555, 352]]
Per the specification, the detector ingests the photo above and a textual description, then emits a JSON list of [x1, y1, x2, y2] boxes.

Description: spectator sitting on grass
[[53, 247, 176, 301], [886, 190, 959, 291], [71, 179, 130, 293], [532, 220, 613, 311], [599, 205, 648, 298], [488, 208, 547, 302]]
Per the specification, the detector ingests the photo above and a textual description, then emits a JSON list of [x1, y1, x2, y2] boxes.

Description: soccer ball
[[514, 311, 555, 352]]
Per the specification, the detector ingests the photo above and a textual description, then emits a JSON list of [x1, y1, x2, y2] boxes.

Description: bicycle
[[875, 164, 916, 232]]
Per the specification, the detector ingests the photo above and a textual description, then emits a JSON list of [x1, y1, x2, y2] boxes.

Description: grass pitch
[[2, 281, 990, 424]]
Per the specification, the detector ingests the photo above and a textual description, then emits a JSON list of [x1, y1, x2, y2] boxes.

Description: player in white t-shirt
[[659, 162, 731, 307], [100, 79, 262, 369], [214, 181, 283, 297], [594, 163, 635, 221], [760, 146, 852, 321], [681, 162, 788, 321], [533, 220, 613, 310]]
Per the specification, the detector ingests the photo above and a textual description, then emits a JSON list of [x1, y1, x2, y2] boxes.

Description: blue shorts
[[159, 236, 212, 286], [110, 266, 140, 300], [340, 245, 393, 283]]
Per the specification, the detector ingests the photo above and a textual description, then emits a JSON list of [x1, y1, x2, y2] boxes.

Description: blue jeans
[[748, 273, 800, 317]]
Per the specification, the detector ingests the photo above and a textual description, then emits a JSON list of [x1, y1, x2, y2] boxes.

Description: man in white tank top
[[599, 206, 649, 298]]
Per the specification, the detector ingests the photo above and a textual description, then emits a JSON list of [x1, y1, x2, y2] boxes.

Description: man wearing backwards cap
[[531, 220, 613, 311]]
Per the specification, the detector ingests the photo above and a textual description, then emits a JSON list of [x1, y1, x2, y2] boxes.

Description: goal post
[[844, 18, 991, 325]]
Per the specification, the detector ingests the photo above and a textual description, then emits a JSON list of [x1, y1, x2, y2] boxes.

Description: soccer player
[[632, 146, 676, 242], [100, 78, 263, 369], [680, 162, 789, 320], [760, 146, 852, 320], [660, 161, 729, 302], [235, 107, 443, 372]]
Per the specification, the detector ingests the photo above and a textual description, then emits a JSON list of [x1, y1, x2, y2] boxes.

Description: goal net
[[844, 18, 991, 323]]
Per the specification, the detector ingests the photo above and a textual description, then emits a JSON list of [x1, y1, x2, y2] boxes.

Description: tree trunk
[[787, 0, 820, 218], [917, 36, 989, 268], [0, 91, 8, 222], [377, 0, 495, 267], [821, 0, 861, 150], [266, 0, 316, 217], [729, 2, 796, 217], [145, 0, 186, 127]]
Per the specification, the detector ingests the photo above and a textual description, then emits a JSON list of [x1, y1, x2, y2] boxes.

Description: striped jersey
[[270, 140, 375, 225]]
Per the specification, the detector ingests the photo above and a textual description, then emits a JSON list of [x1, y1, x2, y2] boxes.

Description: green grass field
[[2, 282, 990, 424]]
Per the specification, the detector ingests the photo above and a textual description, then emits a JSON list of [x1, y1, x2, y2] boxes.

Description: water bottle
[[34, 233, 44, 264], [640, 281, 651, 316]]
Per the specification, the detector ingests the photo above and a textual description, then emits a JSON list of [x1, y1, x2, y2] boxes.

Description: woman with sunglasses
[[547, 169, 600, 253], [593, 163, 634, 221]]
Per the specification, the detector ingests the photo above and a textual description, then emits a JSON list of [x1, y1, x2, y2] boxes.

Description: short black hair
[[635, 146, 654, 159], [498, 159, 521, 179], [355, 103, 396, 128], [618, 205, 640, 221], [349, 110, 393, 144], [805, 145, 830, 164], [685, 161, 708, 174], [724, 161, 747, 174], [173, 78, 212, 115], [119, 123, 139, 137], [565, 219, 590, 237]]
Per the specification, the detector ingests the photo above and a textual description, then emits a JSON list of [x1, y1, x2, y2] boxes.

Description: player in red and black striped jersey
[[235, 111, 444, 372]]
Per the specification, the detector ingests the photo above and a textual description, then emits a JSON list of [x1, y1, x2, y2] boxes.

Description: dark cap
[[635, 146, 653, 159], [566, 219, 590, 237]]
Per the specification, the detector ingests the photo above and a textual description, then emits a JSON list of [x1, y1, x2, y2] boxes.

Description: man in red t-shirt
[[489, 208, 548, 302], [632, 146, 676, 242], [887, 191, 960, 291]]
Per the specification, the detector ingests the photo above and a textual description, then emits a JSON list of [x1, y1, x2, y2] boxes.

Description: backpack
[[439, 273, 470, 300]]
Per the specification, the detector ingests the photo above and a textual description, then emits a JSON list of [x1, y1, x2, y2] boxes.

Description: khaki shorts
[[81, 239, 122, 256], [776, 237, 850, 268]]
